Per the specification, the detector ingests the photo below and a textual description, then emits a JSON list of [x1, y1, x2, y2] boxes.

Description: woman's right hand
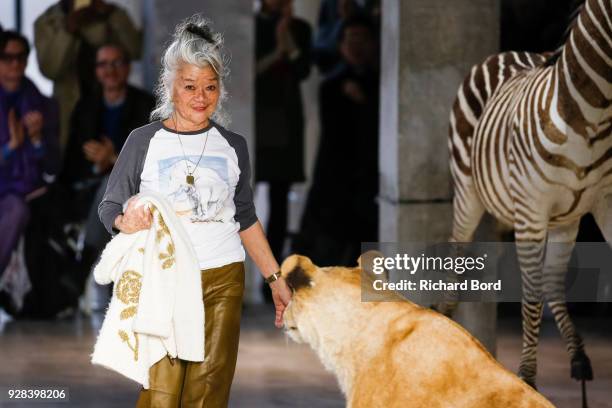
[[8, 110, 25, 151], [114, 197, 152, 234]]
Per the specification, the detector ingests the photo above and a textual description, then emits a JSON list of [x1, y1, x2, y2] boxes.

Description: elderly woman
[[98, 17, 292, 407]]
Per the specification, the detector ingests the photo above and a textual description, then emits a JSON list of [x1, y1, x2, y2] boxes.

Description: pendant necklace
[[173, 114, 210, 186]]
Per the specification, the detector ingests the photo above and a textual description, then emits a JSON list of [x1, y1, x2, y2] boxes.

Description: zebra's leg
[[434, 183, 486, 316], [543, 221, 593, 382], [515, 223, 548, 389], [450, 180, 486, 243]]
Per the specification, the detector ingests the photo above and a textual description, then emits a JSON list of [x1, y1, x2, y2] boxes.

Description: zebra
[[447, 0, 612, 393]]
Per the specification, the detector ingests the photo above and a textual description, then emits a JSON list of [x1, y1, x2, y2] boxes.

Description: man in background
[[34, 0, 141, 152], [61, 43, 153, 303]]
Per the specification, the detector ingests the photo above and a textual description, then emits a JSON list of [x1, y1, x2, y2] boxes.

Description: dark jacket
[[301, 63, 379, 241], [61, 85, 154, 186], [255, 12, 312, 182]]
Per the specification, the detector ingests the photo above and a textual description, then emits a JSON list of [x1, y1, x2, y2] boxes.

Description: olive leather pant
[[135, 262, 245, 408]]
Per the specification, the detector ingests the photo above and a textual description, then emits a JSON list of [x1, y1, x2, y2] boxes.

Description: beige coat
[[34, 3, 142, 151]]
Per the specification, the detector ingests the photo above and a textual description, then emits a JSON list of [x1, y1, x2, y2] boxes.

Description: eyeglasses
[[95, 59, 127, 69], [0, 52, 28, 64]]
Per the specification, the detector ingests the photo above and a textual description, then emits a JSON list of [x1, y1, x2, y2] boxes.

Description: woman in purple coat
[[0, 31, 59, 282]]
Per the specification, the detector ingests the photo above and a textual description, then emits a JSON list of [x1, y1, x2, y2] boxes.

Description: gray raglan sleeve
[[233, 136, 259, 231], [98, 128, 148, 235]]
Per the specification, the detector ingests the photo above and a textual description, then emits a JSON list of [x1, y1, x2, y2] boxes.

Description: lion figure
[[281, 254, 555, 408]]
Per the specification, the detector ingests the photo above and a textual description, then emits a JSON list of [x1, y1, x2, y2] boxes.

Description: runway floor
[[0, 304, 610, 407]]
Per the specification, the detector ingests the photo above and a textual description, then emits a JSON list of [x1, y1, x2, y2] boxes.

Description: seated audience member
[[34, 0, 142, 151], [0, 31, 59, 309], [293, 17, 379, 266], [61, 43, 154, 293]]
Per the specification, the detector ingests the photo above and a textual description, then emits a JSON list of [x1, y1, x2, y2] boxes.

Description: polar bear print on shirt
[[160, 156, 233, 223]]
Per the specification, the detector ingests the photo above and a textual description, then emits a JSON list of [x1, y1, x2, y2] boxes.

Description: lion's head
[[280, 252, 386, 344]]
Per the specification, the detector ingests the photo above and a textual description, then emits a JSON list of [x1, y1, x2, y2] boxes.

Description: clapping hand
[[343, 80, 367, 104], [7, 110, 25, 151], [92, 0, 113, 15], [22, 111, 44, 144], [66, 0, 113, 33], [66, 6, 97, 33], [275, 6, 293, 55], [83, 136, 117, 173]]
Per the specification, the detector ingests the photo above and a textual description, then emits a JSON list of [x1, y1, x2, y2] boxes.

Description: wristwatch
[[264, 270, 282, 284]]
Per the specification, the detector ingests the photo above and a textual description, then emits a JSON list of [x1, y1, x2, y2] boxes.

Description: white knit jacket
[[91, 191, 204, 388]]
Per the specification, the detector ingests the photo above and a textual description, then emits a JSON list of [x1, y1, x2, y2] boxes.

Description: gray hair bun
[[185, 23, 215, 44]]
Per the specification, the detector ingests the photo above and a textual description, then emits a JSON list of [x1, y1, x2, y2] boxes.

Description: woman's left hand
[[238, 221, 292, 328], [22, 111, 44, 143], [270, 277, 292, 328]]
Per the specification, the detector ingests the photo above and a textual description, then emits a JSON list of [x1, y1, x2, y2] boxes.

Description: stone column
[[379, 0, 500, 353], [142, 0, 257, 300]]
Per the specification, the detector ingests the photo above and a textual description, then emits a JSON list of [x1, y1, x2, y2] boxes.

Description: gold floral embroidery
[[158, 214, 170, 235], [158, 242, 175, 269], [116, 270, 142, 305], [118, 330, 140, 361], [155, 210, 171, 243], [115, 271, 142, 361], [137, 248, 144, 254], [120, 306, 137, 320]]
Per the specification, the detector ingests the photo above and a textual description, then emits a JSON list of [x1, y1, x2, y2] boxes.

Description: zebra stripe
[[447, 0, 612, 388]]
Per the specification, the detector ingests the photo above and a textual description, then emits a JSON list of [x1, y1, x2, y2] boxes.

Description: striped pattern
[[448, 0, 612, 387]]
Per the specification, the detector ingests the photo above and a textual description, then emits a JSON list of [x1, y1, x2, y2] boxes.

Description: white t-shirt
[[99, 121, 258, 270]]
